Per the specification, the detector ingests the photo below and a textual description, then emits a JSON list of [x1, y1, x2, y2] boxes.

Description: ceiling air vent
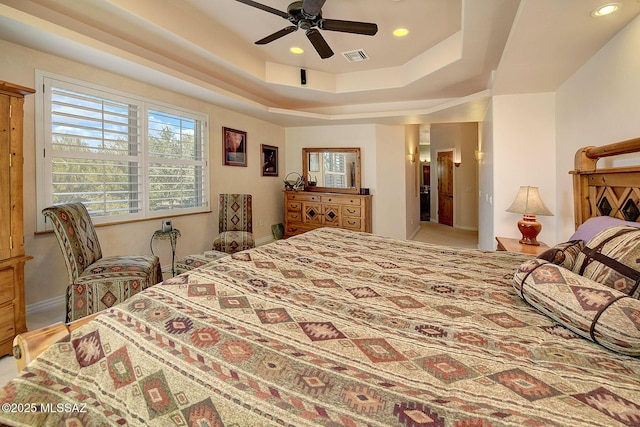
[[342, 49, 369, 62]]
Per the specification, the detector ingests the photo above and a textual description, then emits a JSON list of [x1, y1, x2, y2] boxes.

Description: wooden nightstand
[[496, 236, 550, 256]]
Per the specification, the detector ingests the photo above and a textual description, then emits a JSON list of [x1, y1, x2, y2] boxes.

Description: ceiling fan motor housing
[[237, 0, 377, 59], [288, 1, 322, 29]]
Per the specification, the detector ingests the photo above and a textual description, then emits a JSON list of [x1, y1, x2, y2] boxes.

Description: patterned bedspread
[[1, 228, 639, 426]]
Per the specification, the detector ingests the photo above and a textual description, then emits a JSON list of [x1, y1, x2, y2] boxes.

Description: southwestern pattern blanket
[[1, 228, 639, 426]]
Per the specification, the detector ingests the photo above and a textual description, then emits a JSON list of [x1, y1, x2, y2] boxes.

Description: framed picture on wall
[[261, 144, 278, 176], [223, 127, 247, 166]]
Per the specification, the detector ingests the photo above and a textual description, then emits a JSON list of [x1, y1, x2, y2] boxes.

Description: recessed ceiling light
[[393, 28, 409, 37], [591, 3, 622, 17], [290, 47, 304, 54]]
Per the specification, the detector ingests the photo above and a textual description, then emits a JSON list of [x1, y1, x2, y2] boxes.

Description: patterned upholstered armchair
[[42, 203, 163, 322], [212, 194, 255, 253]]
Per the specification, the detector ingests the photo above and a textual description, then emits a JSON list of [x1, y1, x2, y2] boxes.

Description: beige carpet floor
[[412, 221, 478, 249]]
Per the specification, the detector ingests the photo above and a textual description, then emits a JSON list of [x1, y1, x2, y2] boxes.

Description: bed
[[1, 141, 640, 427]]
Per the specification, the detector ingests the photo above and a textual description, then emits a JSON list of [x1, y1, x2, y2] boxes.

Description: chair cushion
[[77, 255, 160, 281], [513, 259, 640, 356], [572, 226, 640, 298], [176, 251, 229, 274], [67, 255, 162, 322], [213, 231, 255, 254]]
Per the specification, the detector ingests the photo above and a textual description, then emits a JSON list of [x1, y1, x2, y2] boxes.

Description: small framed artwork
[[223, 127, 247, 166], [309, 152, 320, 172], [261, 144, 278, 176]]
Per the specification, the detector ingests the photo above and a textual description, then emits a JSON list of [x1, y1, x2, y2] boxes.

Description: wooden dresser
[[284, 190, 372, 237], [0, 81, 34, 356]]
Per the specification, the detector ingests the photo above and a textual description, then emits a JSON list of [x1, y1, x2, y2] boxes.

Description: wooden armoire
[[0, 81, 34, 356]]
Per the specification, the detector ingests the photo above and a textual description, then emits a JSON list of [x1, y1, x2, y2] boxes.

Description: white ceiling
[[1, 0, 639, 126]]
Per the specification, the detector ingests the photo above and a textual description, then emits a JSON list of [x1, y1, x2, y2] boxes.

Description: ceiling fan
[[236, 0, 378, 59]]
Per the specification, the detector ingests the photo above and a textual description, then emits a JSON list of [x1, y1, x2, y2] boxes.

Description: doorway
[[437, 150, 453, 226], [420, 164, 430, 221]]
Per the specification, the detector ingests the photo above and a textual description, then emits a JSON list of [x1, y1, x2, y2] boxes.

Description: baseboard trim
[[256, 236, 275, 246], [453, 224, 479, 231], [26, 295, 65, 316], [408, 226, 421, 240]]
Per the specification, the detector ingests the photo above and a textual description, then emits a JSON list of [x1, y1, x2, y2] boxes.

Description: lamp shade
[[506, 186, 553, 216]]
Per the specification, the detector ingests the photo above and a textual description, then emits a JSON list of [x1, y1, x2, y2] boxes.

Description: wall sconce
[[410, 146, 419, 164], [454, 148, 461, 167], [474, 150, 485, 162]]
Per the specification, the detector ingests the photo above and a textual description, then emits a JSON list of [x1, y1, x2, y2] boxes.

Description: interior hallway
[[412, 221, 478, 249]]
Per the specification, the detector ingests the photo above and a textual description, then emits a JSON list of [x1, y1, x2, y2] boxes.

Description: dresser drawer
[[0, 267, 15, 306], [286, 211, 303, 222], [342, 206, 362, 217], [284, 191, 371, 237], [320, 195, 362, 205], [0, 304, 15, 342], [285, 224, 314, 236], [342, 217, 362, 230], [287, 201, 302, 212], [287, 193, 321, 202]]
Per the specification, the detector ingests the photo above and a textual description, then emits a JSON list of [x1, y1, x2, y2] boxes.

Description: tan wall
[[555, 14, 640, 242], [491, 95, 555, 246], [285, 124, 408, 239], [404, 124, 421, 237], [0, 40, 285, 307], [375, 124, 406, 239]]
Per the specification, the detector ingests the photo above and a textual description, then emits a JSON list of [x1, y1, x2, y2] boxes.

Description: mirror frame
[[302, 147, 361, 194]]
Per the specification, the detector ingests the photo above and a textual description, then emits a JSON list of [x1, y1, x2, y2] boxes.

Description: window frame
[[35, 71, 210, 232]]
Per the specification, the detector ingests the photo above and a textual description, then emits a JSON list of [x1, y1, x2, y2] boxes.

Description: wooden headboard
[[571, 137, 640, 229]]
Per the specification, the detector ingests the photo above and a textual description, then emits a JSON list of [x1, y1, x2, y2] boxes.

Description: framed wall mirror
[[302, 147, 361, 194]]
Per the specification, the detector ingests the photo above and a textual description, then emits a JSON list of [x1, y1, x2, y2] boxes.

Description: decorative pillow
[[537, 240, 584, 270], [569, 215, 640, 242], [572, 226, 640, 298], [514, 259, 640, 356]]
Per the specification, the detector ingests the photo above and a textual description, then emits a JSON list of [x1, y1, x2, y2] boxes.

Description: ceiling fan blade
[[320, 19, 378, 36], [256, 26, 298, 45], [235, 0, 289, 19], [306, 28, 334, 59], [302, 0, 326, 17]]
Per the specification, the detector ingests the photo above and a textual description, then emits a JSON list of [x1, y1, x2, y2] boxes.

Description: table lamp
[[506, 186, 553, 246]]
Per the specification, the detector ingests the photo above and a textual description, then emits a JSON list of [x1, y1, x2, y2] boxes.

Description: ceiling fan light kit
[[236, 0, 378, 59]]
